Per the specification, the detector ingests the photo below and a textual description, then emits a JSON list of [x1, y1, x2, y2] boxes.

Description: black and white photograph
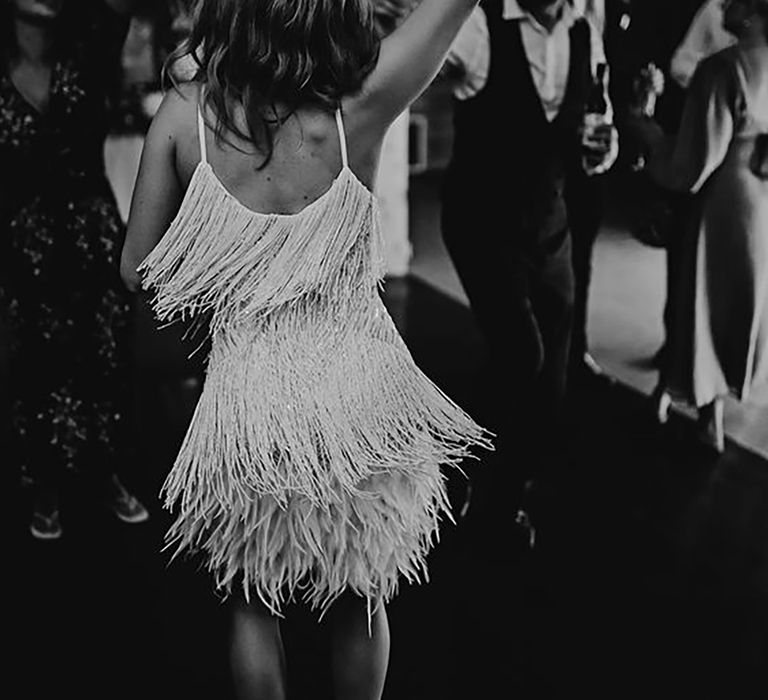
[[3, 1, 767, 698]]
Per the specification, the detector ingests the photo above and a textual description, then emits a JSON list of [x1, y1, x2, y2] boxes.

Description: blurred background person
[[567, 0, 613, 384], [632, 0, 768, 453], [440, 0, 619, 544], [671, 0, 738, 90], [652, 0, 739, 375], [0, 0, 149, 539]]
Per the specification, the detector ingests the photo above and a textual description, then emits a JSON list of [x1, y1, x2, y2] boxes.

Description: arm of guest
[[583, 14, 619, 174], [120, 88, 187, 293], [646, 55, 734, 194], [669, 0, 735, 90], [441, 7, 490, 100], [357, 0, 482, 133]]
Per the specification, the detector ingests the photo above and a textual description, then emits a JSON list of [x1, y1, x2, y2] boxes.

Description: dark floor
[[7, 275, 768, 700]]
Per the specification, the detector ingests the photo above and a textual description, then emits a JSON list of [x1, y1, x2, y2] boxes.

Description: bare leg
[[229, 596, 287, 700], [327, 594, 390, 700]]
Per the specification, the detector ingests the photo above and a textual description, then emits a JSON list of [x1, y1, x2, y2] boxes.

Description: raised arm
[[356, 0, 480, 128], [669, 0, 734, 89]]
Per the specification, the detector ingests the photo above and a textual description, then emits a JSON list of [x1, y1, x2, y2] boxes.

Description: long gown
[[655, 43, 768, 408], [138, 104, 492, 616], [0, 6, 134, 486]]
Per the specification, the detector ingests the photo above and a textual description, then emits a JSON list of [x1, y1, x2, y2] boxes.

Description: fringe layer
[[165, 469, 453, 618], [139, 157, 494, 618], [137, 163, 385, 334], [161, 310, 492, 616]]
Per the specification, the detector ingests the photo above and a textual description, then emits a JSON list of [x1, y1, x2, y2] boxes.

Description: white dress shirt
[[669, 0, 736, 89], [447, 0, 609, 122], [572, 0, 605, 37]]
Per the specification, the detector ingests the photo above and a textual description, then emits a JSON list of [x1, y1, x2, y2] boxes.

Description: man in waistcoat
[[440, 0, 618, 545]]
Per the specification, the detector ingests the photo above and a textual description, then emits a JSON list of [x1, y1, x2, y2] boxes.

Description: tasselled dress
[[137, 101, 493, 616]]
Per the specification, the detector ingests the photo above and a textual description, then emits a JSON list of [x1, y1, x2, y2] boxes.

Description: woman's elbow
[[120, 255, 142, 293]]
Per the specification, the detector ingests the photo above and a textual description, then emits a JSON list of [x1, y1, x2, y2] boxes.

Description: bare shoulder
[[149, 82, 203, 186], [153, 82, 199, 135]]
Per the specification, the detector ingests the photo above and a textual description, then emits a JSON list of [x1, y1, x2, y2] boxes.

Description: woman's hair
[[164, 0, 381, 168]]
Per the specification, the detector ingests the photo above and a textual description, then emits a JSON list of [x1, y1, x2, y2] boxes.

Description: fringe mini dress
[[138, 102, 493, 615]]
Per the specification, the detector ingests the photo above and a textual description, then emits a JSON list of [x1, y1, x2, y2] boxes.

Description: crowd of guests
[[1, 1, 766, 697], [0, 0, 150, 540], [436, 0, 767, 540]]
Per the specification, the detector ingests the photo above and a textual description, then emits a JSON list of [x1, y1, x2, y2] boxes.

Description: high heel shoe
[[100, 474, 150, 524], [30, 509, 63, 540], [697, 398, 725, 454], [651, 384, 672, 425]]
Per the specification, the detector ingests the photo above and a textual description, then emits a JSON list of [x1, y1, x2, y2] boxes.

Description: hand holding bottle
[[580, 62, 619, 176]]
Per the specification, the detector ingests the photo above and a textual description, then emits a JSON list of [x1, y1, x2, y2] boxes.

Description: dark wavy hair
[[164, 0, 381, 168]]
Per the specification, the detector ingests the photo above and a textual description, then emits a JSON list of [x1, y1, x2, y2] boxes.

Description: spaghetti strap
[[335, 108, 349, 169], [197, 89, 208, 165]]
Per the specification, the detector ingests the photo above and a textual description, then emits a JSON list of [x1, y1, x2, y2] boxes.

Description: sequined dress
[[0, 8, 133, 485], [138, 105, 492, 615]]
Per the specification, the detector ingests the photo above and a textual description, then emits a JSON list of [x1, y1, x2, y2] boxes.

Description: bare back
[[172, 85, 382, 218], [121, 0, 479, 293]]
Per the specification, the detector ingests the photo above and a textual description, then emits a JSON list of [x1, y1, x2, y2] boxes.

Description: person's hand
[[580, 120, 620, 176], [437, 54, 467, 85], [630, 63, 665, 118]]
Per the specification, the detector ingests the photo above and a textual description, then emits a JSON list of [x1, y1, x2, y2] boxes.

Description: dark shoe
[[102, 475, 150, 524], [651, 384, 672, 425], [106, 490, 150, 524], [30, 509, 62, 540], [514, 507, 536, 550], [697, 399, 725, 454], [570, 352, 615, 391], [582, 352, 605, 377], [514, 479, 539, 550]]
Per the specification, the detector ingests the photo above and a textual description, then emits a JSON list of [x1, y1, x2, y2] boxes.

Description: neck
[[523, 2, 566, 32], [13, 17, 55, 64]]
